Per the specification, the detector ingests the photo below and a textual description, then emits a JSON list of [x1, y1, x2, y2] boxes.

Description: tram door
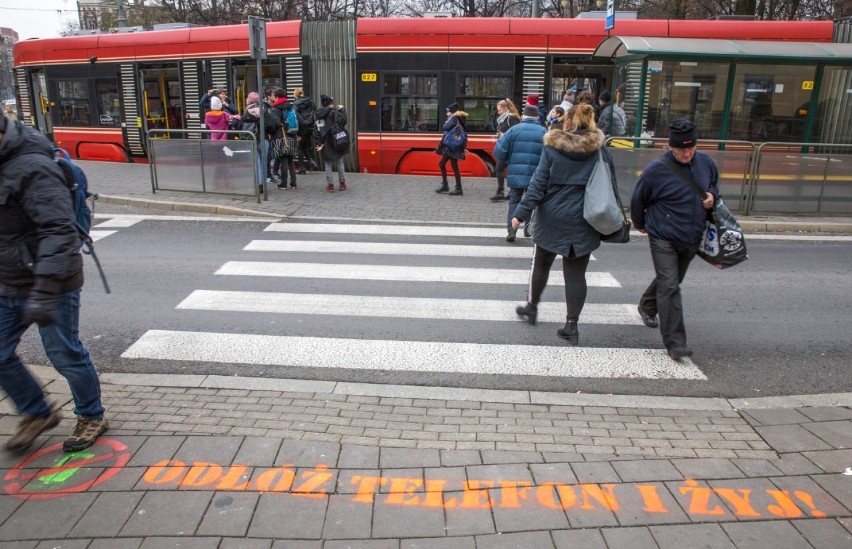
[[140, 64, 184, 137], [231, 60, 282, 113], [29, 70, 53, 139], [550, 59, 612, 106]]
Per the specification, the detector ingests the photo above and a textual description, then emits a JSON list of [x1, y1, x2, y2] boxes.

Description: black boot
[[515, 302, 537, 325], [436, 183, 450, 194], [448, 185, 463, 196], [557, 319, 579, 345]]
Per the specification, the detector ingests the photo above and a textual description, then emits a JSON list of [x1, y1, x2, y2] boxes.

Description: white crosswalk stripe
[[122, 221, 705, 381]]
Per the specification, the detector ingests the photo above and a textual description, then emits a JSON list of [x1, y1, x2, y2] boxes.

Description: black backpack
[[331, 124, 350, 153]]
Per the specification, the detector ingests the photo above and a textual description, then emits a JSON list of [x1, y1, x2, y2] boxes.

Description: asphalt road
[[16, 214, 852, 399]]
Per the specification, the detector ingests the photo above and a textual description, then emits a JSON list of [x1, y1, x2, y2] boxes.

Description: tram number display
[[361, 73, 377, 82], [802, 81, 814, 90]]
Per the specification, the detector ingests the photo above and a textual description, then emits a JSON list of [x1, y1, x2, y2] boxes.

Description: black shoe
[[276, 183, 287, 189], [515, 302, 537, 325], [436, 184, 450, 194], [506, 229, 517, 242], [667, 346, 693, 360], [298, 169, 307, 175], [638, 307, 659, 328], [448, 188, 463, 196], [557, 320, 579, 345], [490, 191, 507, 202]]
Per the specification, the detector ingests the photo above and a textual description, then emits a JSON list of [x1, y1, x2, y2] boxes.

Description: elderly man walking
[[493, 104, 547, 242]]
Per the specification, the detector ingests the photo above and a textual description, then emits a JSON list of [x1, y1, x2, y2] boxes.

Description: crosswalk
[[117, 219, 707, 381]]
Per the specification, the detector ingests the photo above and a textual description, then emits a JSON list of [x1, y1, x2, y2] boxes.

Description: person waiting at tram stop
[[204, 96, 231, 140], [238, 91, 279, 190], [490, 98, 521, 202], [292, 87, 318, 174], [631, 118, 718, 361], [314, 94, 348, 193], [435, 102, 468, 196], [598, 90, 627, 138]]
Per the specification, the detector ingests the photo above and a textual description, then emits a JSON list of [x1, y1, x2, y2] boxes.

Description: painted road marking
[[122, 330, 706, 380], [215, 261, 621, 287], [177, 290, 642, 325], [89, 230, 117, 242], [244, 239, 597, 260], [94, 216, 143, 228], [264, 223, 525, 238]]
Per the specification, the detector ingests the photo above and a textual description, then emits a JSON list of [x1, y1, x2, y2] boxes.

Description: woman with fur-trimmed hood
[[435, 103, 468, 196], [511, 103, 618, 346]]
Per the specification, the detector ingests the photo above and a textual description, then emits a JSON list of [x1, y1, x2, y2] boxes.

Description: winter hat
[[210, 97, 222, 111], [321, 94, 334, 107], [599, 90, 612, 103], [446, 102, 458, 113], [247, 92, 260, 106], [522, 105, 539, 118], [526, 93, 539, 106], [669, 118, 698, 149]]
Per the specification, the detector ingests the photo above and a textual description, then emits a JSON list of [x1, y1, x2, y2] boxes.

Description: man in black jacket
[[631, 119, 718, 360], [0, 116, 108, 452]]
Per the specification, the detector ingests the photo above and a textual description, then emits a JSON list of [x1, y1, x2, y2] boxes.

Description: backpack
[[330, 124, 350, 153], [237, 117, 259, 141], [442, 123, 467, 153], [285, 109, 299, 136], [297, 104, 314, 130], [52, 148, 111, 293]]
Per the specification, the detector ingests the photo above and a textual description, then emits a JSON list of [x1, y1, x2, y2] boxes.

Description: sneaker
[[326, 184, 335, 193], [5, 405, 60, 451], [63, 416, 109, 452], [448, 188, 463, 196], [490, 191, 508, 202], [289, 184, 297, 190], [339, 180, 347, 191], [666, 346, 694, 361], [266, 177, 276, 184], [276, 183, 288, 189], [506, 229, 517, 242], [436, 185, 450, 194]]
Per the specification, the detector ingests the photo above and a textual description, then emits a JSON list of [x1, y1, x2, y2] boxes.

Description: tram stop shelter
[[593, 36, 852, 215]]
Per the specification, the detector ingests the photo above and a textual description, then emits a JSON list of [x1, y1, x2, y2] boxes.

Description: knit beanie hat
[[599, 90, 612, 103], [321, 94, 333, 107], [210, 97, 222, 111], [669, 118, 698, 148], [526, 93, 539, 106], [446, 102, 458, 113], [246, 92, 260, 106], [522, 105, 539, 118]]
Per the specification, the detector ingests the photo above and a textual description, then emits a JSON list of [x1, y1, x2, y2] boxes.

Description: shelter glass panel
[[728, 64, 815, 142], [457, 73, 512, 132], [56, 79, 91, 126], [642, 60, 729, 140], [812, 65, 852, 145], [381, 73, 438, 132]]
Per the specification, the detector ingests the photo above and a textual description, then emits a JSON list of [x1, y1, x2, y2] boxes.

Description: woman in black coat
[[435, 103, 468, 196], [510, 104, 617, 345]]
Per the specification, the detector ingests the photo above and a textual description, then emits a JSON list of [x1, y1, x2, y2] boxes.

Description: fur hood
[[543, 128, 604, 157], [451, 110, 469, 118]]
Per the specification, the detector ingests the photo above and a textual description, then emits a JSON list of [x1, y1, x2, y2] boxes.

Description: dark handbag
[[270, 137, 285, 159], [284, 136, 296, 157], [601, 216, 631, 243], [659, 157, 748, 269]]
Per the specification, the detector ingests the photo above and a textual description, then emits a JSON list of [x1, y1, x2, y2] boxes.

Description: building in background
[[0, 27, 18, 103]]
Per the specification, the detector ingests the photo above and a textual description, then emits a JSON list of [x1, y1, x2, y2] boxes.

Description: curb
[[98, 195, 282, 218]]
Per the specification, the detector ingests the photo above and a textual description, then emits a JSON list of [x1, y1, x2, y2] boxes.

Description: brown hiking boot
[[6, 406, 60, 451], [63, 416, 109, 452]]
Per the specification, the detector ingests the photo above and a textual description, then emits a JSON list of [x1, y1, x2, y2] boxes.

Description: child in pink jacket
[[204, 96, 231, 140]]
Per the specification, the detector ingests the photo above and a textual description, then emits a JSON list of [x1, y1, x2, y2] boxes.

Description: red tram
[[13, 18, 837, 175]]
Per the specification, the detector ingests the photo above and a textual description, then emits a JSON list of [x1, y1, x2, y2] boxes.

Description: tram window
[[728, 64, 816, 143], [95, 79, 121, 127], [381, 74, 438, 132], [457, 74, 512, 132], [642, 60, 729, 140], [56, 79, 91, 127]]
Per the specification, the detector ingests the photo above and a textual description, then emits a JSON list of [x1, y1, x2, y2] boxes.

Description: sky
[[0, 1, 79, 40]]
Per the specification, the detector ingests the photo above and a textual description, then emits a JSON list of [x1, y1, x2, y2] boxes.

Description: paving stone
[[372, 493, 446, 538], [475, 531, 554, 548], [174, 435, 244, 465], [380, 447, 441, 468], [802, 420, 852, 449], [0, 488, 24, 525], [663, 479, 737, 523], [530, 462, 578, 485], [248, 493, 328, 538], [650, 523, 736, 548], [602, 526, 658, 549], [742, 409, 811, 426], [338, 445, 380, 469], [571, 462, 620, 483], [791, 518, 852, 548], [769, 475, 850, 517], [490, 484, 570, 532], [0, 542, 35, 549], [771, 453, 823, 475], [481, 450, 544, 464], [120, 491, 212, 537], [127, 436, 186, 466], [611, 459, 682, 482], [670, 458, 745, 480], [336, 469, 382, 495], [322, 493, 373, 539], [707, 478, 791, 521], [467, 463, 533, 484], [88, 539, 143, 549], [440, 449, 481, 466], [442, 489, 496, 536], [379, 469, 423, 493], [233, 437, 282, 466], [277, 440, 340, 467], [0, 492, 97, 541], [552, 528, 608, 549], [839, 516, 852, 535], [70, 491, 144, 537], [800, 449, 852, 473], [138, 538, 220, 549], [755, 425, 832, 453], [811, 473, 852, 512], [324, 541, 398, 549], [613, 481, 690, 526], [196, 492, 259, 536], [35, 540, 90, 549], [220, 538, 272, 549], [730, 458, 784, 477], [424, 466, 468, 492], [271, 541, 321, 549], [722, 520, 811, 549], [797, 407, 852, 422], [402, 536, 476, 549]]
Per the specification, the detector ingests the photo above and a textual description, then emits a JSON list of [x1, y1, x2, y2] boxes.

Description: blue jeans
[[0, 290, 104, 419], [507, 187, 526, 231]]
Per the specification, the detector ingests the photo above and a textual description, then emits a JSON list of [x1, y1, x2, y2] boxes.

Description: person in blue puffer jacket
[[493, 104, 546, 242]]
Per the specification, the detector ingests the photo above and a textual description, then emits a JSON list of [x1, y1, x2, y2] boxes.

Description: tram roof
[[594, 36, 852, 64]]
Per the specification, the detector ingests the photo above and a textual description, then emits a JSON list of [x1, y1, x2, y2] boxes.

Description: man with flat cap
[[630, 119, 718, 360]]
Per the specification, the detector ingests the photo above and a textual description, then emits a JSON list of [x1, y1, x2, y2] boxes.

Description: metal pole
[[117, 0, 127, 28], [256, 37, 266, 200]]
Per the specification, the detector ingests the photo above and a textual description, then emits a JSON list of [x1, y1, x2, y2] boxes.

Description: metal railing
[[147, 129, 262, 203]]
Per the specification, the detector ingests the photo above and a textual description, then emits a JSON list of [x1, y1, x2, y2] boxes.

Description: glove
[[22, 291, 60, 327]]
